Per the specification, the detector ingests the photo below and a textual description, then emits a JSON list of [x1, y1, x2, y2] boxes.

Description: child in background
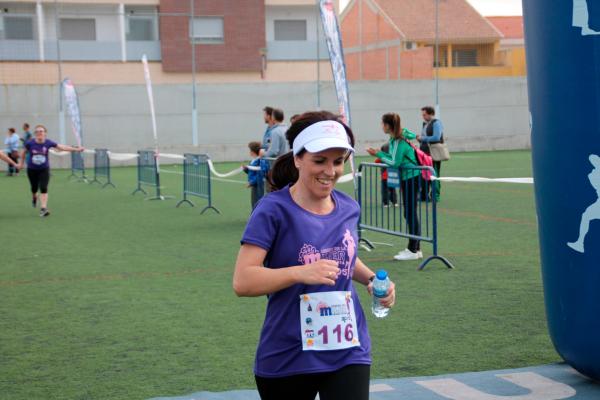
[[374, 143, 398, 207], [243, 141, 270, 210]]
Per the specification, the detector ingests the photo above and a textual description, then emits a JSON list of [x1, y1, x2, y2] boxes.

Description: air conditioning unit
[[405, 42, 416, 50]]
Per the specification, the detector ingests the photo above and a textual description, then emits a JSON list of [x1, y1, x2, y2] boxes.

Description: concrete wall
[[1, 77, 530, 169]]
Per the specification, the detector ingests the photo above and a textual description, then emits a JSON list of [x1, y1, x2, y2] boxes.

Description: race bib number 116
[[299, 291, 360, 351]]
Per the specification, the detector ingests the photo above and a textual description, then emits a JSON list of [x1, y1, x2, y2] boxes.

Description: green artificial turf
[[0, 150, 560, 399]]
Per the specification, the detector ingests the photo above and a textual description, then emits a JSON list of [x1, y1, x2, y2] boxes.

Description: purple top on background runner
[[25, 139, 57, 170], [241, 185, 371, 378]]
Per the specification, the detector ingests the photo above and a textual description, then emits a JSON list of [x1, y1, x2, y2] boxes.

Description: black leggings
[[401, 176, 421, 252], [255, 364, 370, 400], [27, 168, 50, 194]]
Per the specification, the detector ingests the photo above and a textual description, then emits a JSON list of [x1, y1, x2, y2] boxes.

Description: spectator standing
[[374, 143, 398, 207], [417, 106, 445, 201], [5, 128, 20, 176], [243, 141, 271, 210], [367, 113, 422, 261], [261, 106, 275, 151], [261, 108, 288, 159]]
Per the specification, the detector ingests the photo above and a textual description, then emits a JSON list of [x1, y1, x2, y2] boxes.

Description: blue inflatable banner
[[523, 0, 600, 381]]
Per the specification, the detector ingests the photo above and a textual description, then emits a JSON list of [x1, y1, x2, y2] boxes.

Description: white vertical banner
[[141, 54, 160, 172], [62, 78, 83, 147], [319, 0, 357, 193], [319, 0, 351, 125]]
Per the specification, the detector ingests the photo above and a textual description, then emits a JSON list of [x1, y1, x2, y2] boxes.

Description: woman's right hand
[[297, 259, 340, 286]]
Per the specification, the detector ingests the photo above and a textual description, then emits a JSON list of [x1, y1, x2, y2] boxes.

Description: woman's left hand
[[367, 280, 396, 308], [366, 148, 377, 156]]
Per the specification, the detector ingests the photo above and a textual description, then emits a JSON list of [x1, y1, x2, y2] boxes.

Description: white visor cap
[[292, 120, 354, 156]]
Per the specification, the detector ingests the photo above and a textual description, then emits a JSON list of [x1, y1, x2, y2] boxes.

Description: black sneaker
[[40, 208, 50, 217]]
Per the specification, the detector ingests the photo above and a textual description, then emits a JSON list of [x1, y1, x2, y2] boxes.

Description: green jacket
[[375, 134, 420, 181]]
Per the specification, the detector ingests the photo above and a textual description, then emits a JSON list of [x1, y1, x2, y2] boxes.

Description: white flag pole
[[142, 54, 160, 173]]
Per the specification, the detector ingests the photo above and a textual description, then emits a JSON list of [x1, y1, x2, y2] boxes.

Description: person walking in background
[[21, 123, 32, 144], [261, 106, 275, 151], [18, 125, 84, 217], [234, 111, 395, 400], [367, 113, 422, 261], [5, 128, 20, 176], [374, 143, 398, 207], [243, 141, 270, 210], [21, 123, 33, 166], [417, 106, 445, 201], [261, 108, 288, 159]]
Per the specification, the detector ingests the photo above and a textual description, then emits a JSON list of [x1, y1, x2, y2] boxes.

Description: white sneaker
[[393, 249, 423, 261]]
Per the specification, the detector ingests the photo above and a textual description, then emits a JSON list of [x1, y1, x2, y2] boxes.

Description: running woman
[[233, 111, 395, 400], [18, 125, 84, 217]]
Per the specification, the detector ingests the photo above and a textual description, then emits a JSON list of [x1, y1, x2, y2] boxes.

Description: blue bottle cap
[[376, 269, 388, 280]]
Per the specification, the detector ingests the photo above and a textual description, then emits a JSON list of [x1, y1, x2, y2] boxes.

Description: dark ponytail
[[269, 111, 355, 191], [382, 113, 402, 139]]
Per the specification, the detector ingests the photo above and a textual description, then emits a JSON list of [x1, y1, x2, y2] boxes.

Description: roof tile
[[486, 16, 524, 39], [373, 0, 502, 42]]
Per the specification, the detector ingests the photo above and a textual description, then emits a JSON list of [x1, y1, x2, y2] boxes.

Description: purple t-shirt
[[241, 185, 371, 378], [25, 139, 57, 170]]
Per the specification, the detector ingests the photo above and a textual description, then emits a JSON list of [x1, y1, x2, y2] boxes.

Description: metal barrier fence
[[176, 153, 220, 214], [68, 150, 87, 182], [132, 150, 169, 200], [358, 162, 453, 270], [89, 148, 115, 188]]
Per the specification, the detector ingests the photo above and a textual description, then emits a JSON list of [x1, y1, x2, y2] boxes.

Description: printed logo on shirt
[[315, 293, 353, 321], [297, 229, 357, 279]]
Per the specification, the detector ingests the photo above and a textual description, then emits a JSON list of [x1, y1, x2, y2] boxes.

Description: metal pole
[[316, 0, 321, 109], [190, 0, 198, 146], [54, 0, 65, 143], [358, 0, 363, 80], [434, 0, 440, 113]]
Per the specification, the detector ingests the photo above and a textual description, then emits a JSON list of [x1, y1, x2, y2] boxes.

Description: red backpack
[[403, 139, 434, 181]]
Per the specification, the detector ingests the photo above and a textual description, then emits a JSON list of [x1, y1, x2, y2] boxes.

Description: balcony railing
[[266, 40, 329, 61], [0, 40, 40, 61], [45, 40, 121, 61], [126, 41, 161, 61], [0, 39, 161, 61]]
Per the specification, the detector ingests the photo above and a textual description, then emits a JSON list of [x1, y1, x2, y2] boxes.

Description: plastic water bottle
[[371, 269, 390, 318]]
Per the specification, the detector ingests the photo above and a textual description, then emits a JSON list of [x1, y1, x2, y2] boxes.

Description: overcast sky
[[339, 0, 523, 16]]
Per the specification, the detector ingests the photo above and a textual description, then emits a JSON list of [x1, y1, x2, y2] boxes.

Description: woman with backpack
[[367, 113, 422, 261]]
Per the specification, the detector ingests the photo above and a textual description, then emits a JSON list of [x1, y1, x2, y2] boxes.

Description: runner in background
[[18, 125, 84, 217]]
